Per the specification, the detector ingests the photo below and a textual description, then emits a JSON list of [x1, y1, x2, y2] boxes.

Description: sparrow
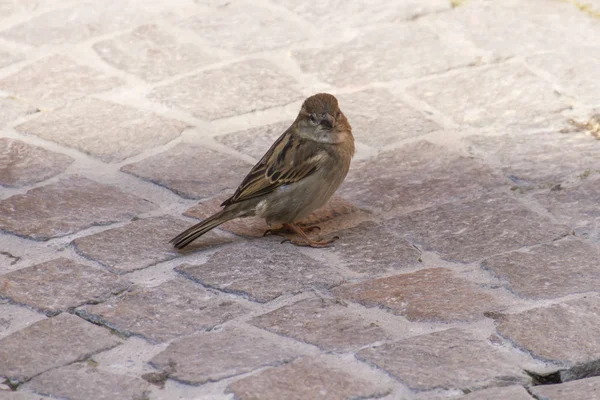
[[170, 93, 354, 249]]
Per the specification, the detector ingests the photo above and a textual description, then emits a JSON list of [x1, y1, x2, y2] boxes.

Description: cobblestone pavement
[[1, 0, 600, 399]]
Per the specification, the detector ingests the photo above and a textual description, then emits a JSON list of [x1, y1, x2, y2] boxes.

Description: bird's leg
[[280, 223, 338, 248], [263, 224, 295, 237]]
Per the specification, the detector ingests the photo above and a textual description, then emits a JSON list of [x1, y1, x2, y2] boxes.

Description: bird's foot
[[278, 223, 337, 248]]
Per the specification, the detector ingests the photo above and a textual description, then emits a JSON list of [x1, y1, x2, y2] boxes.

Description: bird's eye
[[335, 111, 341, 119], [309, 113, 318, 123]]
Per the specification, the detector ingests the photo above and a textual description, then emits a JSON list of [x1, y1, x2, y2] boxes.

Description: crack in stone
[[525, 358, 600, 388]]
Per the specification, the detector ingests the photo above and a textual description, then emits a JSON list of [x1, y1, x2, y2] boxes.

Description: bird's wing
[[221, 128, 328, 207]]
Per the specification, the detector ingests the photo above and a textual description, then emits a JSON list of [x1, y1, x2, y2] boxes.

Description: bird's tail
[[170, 208, 237, 249]]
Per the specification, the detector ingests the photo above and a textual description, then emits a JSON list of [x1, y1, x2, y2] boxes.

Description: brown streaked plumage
[[170, 93, 354, 249]]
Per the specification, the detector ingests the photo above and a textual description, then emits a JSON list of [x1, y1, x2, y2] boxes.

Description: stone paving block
[[0, 48, 22, 69], [150, 327, 299, 385], [409, 63, 568, 129], [121, 143, 252, 200], [0, 391, 52, 399], [338, 140, 507, 214], [460, 385, 534, 400], [293, 23, 481, 87], [250, 297, 389, 352], [275, 0, 448, 27], [0, 56, 122, 109], [176, 240, 344, 302], [0, 2, 155, 45], [0, 138, 73, 187], [332, 222, 421, 274], [0, 97, 39, 127], [334, 268, 499, 322], [149, 60, 302, 120], [534, 177, 600, 240], [72, 216, 230, 273], [22, 362, 150, 400], [0, 258, 130, 316], [466, 133, 600, 187], [78, 278, 248, 343], [495, 296, 600, 366], [0, 313, 121, 383], [181, 2, 305, 54], [530, 376, 600, 400], [387, 195, 570, 263], [482, 238, 600, 299], [357, 328, 526, 391], [15, 98, 187, 163], [336, 88, 442, 149], [184, 195, 364, 238], [0, 302, 46, 341], [215, 121, 290, 160], [0, 176, 156, 240], [93, 24, 219, 83], [227, 357, 392, 400]]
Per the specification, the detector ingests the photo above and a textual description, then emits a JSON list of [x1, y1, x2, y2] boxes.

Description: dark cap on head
[[302, 93, 339, 114]]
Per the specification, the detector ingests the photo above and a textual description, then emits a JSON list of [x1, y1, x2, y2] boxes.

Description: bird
[[170, 93, 354, 249]]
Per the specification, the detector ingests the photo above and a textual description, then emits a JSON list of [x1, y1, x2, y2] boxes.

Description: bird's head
[[295, 93, 352, 144]]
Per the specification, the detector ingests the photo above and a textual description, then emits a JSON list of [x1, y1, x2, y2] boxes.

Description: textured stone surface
[[149, 59, 302, 120], [482, 238, 600, 299], [496, 296, 600, 366], [0, 138, 73, 187], [338, 88, 441, 149], [78, 278, 247, 343], [409, 63, 568, 129], [251, 297, 389, 352], [530, 376, 600, 400], [23, 362, 150, 400], [94, 24, 218, 82], [294, 23, 481, 86], [121, 143, 252, 199], [15, 98, 187, 162], [334, 268, 499, 322], [460, 386, 534, 400], [0, 258, 130, 316], [181, 2, 305, 54], [357, 328, 526, 391], [0, 302, 46, 341], [332, 222, 421, 274], [0, 48, 23, 69], [466, 133, 600, 187], [228, 357, 392, 400], [176, 240, 344, 302], [73, 216, 229, 273], [388, 195, 570, 263], [0, 391, 52, 399], [0, 97, 38, 127], [0, 176, 155, 240], [339, 140, 506, 214], [0, 56, 122, 109], [215, 121, 290, 160], [150, 328, 299, 385], [0, 313, 121, 382], [535, 177, 600, 240]]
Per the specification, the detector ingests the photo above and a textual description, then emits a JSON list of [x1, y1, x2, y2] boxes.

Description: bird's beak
[[323, 113, 336, 128]]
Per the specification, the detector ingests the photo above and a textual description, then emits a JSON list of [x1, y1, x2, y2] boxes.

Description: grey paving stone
[[0, 302, 46, 341], [530, 376, 600, 400], [215, 121, 290, 160], [0, 313, 121, 383], [0, 138, 73, 187], [150, 327, 299, 385], [495, 296, 600, 365], [0, 391, 53, 399], [466, 132, 600, 188], [293, 23, 481, 86], [336, 88, 442, 149], [387, 195, 570, 263], [121, 143, 252, 200], [180, 2, 306, 54], [149, 59, 302, 120], [15, 98, 187, 163], [334, 268, 499, 322], [93, 24, 219, 83], [176, 240, 344, 303], [482, 238, 600, 299], [338, 140, 506, 215], [0, 176, 156, 240], [251, 297, 389, 352], [0, 48, 23, 69], [0, 258, 130, 316], [0, 55, 123, 109], [460, 385, 534, 400], [0, 97, 38, 128], [73, 216, 230, 273], [227, 357, 392, 400], [357, 328, 527, 391], [78, 278, 248, 343], [409, 63, 568, 129]]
